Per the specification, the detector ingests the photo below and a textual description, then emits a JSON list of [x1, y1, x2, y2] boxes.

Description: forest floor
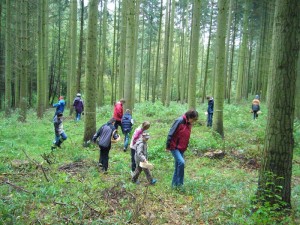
[[0, 101, 300, 224]]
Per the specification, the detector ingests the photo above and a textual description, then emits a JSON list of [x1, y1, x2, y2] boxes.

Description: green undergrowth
[[0, 101, 299, 224]]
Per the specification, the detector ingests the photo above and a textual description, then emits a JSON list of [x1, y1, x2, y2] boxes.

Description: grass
[[0, 101, 299, 224]]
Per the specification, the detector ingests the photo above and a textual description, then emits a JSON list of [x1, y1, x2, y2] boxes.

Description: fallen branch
[[3, 180, 33, 195]]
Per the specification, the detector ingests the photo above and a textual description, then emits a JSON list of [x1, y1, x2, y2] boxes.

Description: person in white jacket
[[131, 133, 157, 185]]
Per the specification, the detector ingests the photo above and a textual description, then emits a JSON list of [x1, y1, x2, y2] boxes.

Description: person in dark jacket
[[251, 95, 260, 119], [206, 96, 214, 127], [73, 93, 84, 121], [166, 109, 198, 188], [51, 112, 67, 150], [53, 96, 66, 117], [92, 118, 119, 173], [121, 109, 134, 152]]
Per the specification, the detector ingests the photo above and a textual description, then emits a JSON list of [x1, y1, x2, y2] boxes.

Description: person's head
[[141, 121, 151, 131], [59, 96, 64, 100], [142, 132, 150, 142], [185, 109, 199, 123], [125, 109, 131, 114], [120, 98, 126, 104], [255, 95, 259, 99], [108, 118, 116, 124], [206, 96, 211, 100], [77, 93, 81, 97]]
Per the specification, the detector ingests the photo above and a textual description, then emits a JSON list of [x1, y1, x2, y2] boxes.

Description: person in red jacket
[[113, 99, 126, 130], [166, 109, 198, 188]]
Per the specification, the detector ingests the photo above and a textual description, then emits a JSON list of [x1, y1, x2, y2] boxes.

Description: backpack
[[98, 125, 113, 148]]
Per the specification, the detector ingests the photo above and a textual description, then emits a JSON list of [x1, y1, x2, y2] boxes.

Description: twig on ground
[[3, 179, 33, 194]]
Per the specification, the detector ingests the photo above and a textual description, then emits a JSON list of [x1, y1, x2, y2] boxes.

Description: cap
[[77, 93, 81, 97]]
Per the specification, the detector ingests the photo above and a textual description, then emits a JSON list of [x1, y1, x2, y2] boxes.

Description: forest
[[0, 0, 300, 224]]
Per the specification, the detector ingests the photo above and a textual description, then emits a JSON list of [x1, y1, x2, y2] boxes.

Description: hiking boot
[[51, 145, 57, 150], [123, 148, 127, 152]]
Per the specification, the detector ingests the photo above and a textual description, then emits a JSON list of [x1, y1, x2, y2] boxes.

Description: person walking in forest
[[73, 93, 84, 121], [92, 118, 120, 173], [121, 109, 134, 152], [206, 96, 214, 127], [166, 110, 198, 188], [53, 96, 66, 117], [113, 99, 126, 130], [251, 95, 261, 120], [131, 132, 157, 185], [51, 112, 67, 150], [129, 121, 151, 176]]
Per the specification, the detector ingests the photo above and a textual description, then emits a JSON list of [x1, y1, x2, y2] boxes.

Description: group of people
[[50, 94, 260, 188], [51, 93, 84, 149]]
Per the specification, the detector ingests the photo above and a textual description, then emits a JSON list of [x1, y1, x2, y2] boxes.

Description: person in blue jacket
[[53, 96, 66, 117], [206, 96, 214, 127], [121, 109, 134, 152]]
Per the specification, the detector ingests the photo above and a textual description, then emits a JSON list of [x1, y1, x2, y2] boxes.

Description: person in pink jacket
[[113, 99, 126, 130], [129, 121, 150, 175]]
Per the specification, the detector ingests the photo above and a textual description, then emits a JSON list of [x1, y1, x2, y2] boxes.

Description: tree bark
[[257, 0, 299, 208], [83, 0, 99, 142]]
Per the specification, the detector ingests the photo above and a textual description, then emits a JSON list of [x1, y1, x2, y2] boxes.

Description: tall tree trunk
[[76, 0, 84, 93], [213, 0, 228, 138], [165, 0, 175, 107], [201, 1, 213, 103], [188, 0, 201, 110], [124, 0, 135, 111], [257, 0, 299, 208], [5, 0, 12, 116], [118, 0, 127, 99], [84, 0, 99, 142], [98, 0, 108, 107], [68, 0, 77, 112], [152, 0, 163, 103], [19, 0, 29, 122], [224, 0, 233, 100], [161, 0, 170, 105], [295, 53, 300, 120], [227, 0, 237, 104], [235, 1, 249, 103]]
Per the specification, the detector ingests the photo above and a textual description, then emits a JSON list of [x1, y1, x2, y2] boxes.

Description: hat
[[142, 132, 150, 139], [59, 96, 64, 100], [77, 93, 81, 97]]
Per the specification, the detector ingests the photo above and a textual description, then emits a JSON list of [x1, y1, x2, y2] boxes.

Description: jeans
[[55, 132, 67, 142], [99, 146, 110, 171], [76, 112, 81, 121], [171, 149, 185, 187], [207, 113, 213, 127], [131, 148, 136, 172], [124, 132, 129, 149]]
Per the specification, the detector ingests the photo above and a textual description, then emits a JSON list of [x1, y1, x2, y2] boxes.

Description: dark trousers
[[207, 113, 213, 127], [114, 120, 122, 130], [131, 148, 136, 172], [99, 146, 110, 171], [253, 111, 258, 119]]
